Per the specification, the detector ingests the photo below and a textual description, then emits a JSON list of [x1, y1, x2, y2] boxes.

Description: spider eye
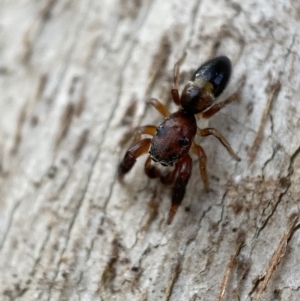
[[156, 125, 164, 136], [179, 137, 189, 147]]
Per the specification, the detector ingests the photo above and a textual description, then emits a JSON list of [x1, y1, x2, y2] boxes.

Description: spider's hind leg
[[171, 52, 187, 106], [191, 142, 209, 191], [197, 128, 240, 161]]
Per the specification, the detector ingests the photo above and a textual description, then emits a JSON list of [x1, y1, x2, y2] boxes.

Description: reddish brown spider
[[118, 54, 240, 224]]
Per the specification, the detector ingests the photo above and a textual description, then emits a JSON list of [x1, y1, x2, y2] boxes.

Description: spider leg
[[132, 125, 157, 145], [197, 128, 240, 161], [118, 139, 151, 182], [201, 93, 238, 119], [148, 98, 170, 117], [168, 154, 192, 224], [171, 52, 187, 106], [191, 142, 209, 191]]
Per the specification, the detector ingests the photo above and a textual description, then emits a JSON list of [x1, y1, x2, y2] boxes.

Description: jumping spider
[[118, 54, 240, 224]]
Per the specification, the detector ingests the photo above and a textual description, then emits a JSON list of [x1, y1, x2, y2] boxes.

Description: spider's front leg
[[132, 125, 156, 145], [168, 154, 192, 224], [148, 98, 170, 117], [118, 139, 151, 182], [118, 124, 157, 182]]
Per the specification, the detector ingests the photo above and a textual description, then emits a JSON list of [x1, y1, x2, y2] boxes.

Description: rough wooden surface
[[0, 1, 300, 300]]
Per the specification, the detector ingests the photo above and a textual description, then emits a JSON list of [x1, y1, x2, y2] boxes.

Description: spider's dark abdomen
[[192, 56, 231, 97]]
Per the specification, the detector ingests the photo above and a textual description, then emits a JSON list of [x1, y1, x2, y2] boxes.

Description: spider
[[118, 54, 240, 224]]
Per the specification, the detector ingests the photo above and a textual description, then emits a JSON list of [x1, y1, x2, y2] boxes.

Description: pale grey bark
[[0, 1, 300, 300]]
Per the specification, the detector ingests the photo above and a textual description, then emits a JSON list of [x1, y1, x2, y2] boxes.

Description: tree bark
[[1, 1, 300, 300]]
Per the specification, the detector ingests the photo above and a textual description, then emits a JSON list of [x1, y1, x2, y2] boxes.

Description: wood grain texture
[[0, 0, 300, 300]]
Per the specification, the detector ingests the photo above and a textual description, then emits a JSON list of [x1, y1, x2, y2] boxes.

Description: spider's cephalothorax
[[118, 55, 240, 224], [149, 110, 197, 166]]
